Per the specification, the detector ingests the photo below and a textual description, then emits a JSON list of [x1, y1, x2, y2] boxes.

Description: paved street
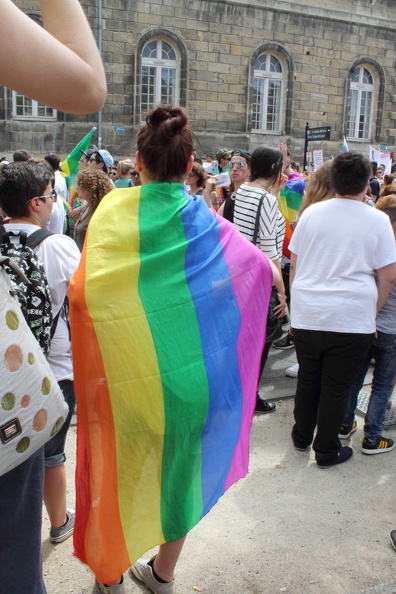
[[42, 340, 396, 594]]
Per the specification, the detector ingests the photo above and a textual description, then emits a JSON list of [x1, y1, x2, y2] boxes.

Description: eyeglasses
[[229, 162, 246, 170], [131, 171, 139, 176], [26, 189, 57, 204]]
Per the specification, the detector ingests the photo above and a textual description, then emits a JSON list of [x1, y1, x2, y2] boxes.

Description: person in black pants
[[289, 152, 396, 468]]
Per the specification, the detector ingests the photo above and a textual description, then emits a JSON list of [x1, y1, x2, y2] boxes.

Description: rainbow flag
[[69, 182, 273, 584], [278, 173, 305, 258], [60, 127, 96, 205]]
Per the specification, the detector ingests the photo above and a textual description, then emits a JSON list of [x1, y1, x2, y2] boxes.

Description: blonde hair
[[117, 159, 134, 178], [299, 160, 334, 217]]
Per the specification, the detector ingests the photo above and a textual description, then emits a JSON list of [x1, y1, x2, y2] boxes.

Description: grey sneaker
[[129, 555, 176, 594], [49, 508, 75, 543], [99, 577, 125, 593]]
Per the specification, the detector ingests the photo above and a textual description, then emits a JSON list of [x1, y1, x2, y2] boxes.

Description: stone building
[[1, 0, 395, 162]]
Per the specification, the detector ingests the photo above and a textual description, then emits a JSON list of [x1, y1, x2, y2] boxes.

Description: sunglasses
[[229, 162, 246, 170], [26, 189, 57, 204], [187, 171, 197, 177], [89, 156, 102, 164]]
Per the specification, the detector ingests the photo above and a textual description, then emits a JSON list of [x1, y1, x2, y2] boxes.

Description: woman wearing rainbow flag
[[69, 106, 277, 593]]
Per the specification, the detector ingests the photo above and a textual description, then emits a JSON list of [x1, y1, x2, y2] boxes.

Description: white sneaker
[[129, 555, 176, 594], [285, 363, 299, 378]]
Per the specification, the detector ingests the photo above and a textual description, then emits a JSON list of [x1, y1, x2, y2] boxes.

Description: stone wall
[[1, 0, 395, 162]]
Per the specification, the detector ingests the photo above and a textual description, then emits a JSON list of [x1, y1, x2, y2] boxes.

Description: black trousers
[[292, 328, 373, 463]]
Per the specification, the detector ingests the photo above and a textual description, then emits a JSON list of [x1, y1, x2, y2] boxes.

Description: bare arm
[[0, 0, 106, 114], [290, 252, 297, 289], [376, 262, 396, 314]]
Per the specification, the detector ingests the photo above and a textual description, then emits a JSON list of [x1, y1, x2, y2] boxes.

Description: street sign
[[306, 126, 331, 141], [114, 125, 126, 132]]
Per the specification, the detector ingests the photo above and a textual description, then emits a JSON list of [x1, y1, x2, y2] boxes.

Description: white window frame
[[12, 91, 56, 121], [140, 38, 180, 123], [346, 66, 374, 141], [252, 53, 285, 134]]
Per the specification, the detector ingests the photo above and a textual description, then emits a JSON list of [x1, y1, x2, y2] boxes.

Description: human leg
[[44, 380, 75, 537], [341, 345, 373, 432], [130, 536, 186, 593], [364, 332, 396, 441], [314, 332, 373, 464], [255, 342, 276, 413], [0, 448, 46, 593], [292, 328, 323, 448]]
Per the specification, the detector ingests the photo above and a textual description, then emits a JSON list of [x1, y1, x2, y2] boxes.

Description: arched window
[[141, 39, 179, 114], [347, 66, 374, 140], [252, 53, 284, 133]]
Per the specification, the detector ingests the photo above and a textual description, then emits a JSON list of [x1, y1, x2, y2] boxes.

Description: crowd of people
[[2, 131, 395, 593], [1, 1, 396, 592]]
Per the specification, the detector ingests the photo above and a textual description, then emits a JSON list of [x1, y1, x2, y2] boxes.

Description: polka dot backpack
[[0, 256, 68, 476]]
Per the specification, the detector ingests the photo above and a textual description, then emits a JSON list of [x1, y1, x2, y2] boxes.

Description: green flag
[[60, 127, 96, 177]]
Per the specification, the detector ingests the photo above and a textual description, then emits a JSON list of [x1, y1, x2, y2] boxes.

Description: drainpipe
[[97, 0, 103, 148]]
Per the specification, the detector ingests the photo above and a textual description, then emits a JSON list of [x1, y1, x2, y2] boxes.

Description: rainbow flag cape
[[69, 182, 272, 584], [60, 127, 96, 205], [278, 173, 305, 258]]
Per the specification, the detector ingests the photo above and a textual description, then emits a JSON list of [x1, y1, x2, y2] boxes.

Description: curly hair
[[76, 169, 113, 212]]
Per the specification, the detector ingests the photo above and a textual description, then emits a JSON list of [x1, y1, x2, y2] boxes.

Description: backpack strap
[[0, 255, 31, 286], [26, 228, 53, 249], [252, 191, 268, 246]]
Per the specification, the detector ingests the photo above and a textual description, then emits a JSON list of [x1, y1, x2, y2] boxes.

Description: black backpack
[[0, 227, 53, 355]]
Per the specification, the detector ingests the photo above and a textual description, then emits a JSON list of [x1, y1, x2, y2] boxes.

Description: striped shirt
[[233, 183, 285, 260]]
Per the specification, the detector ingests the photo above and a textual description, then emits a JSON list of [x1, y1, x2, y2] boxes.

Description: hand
[[273, 300, 287, 318], [205, 177, 217, 192], [278, 143, 291, 172]]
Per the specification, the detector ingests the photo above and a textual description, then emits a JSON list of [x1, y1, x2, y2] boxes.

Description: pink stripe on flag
[[216, 215, 273, 490]]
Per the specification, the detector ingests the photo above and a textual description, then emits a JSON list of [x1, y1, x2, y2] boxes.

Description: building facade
[[1, 0, 395, 161]]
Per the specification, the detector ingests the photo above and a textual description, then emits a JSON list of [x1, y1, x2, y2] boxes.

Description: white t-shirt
[[5, 223, 80, 380], [46, 193, 65, 235], [289, 198, 396, 334]]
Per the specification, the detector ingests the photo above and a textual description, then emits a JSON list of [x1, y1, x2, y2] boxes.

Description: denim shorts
[[44, 380, 76, 467]]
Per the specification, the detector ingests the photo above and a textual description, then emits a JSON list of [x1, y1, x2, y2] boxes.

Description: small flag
[[60, 127, 96, 205], [342, 136, 349, 152]]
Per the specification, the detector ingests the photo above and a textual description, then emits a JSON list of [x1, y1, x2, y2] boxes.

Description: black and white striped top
[[233, 183, 285, 260]]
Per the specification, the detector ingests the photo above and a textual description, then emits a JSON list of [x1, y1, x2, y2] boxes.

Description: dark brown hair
[[190, 162, 208, 187], [137, 105, 194, 181]]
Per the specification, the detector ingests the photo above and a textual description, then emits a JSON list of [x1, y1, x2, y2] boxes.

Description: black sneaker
[[317, 446, 353, 469], [255, 396, 276, 414], [362, 436, 394, 455], [389, 530, 396, 551], [273, 331, 294, 350], [338, 421, 357, 439]]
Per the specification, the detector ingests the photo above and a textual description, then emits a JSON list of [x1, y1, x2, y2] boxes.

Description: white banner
[[369, 146, 391, 175]]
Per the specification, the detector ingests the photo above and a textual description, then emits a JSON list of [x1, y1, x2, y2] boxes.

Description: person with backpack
[[0, 162, 81, 592]]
